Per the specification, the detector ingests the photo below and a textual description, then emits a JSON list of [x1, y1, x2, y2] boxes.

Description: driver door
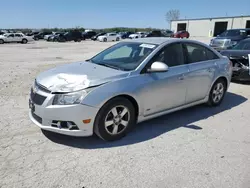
[[139, 43, 189, 116], [6, 34, 14, 42]]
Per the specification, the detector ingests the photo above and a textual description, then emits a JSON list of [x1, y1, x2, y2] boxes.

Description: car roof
[[123, 37, 182, 45]]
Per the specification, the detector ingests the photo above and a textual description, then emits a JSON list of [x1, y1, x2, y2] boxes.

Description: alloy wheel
[[104, 105, 130, 135], [212, 82, 224, 103]]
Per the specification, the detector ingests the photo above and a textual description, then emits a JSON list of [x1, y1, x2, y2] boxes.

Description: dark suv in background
[[210, 29, 250, 51], [82, 31, 97, 40], [54, 30, 82, 42]]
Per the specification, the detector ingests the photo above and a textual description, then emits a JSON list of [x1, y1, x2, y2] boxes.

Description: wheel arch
[[210, 76, 229, 92], [96, 94, 140, 121]]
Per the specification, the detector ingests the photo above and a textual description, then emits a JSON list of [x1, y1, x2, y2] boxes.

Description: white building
[[171, 15, 250, 37]]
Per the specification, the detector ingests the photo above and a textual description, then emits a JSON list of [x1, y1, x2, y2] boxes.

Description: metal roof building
[[171, 15, 250, 37]]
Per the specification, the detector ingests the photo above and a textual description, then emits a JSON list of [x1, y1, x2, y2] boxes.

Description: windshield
[[219, 30, 247, 37], [233, 40, 250, 50], [90, 42, 157, 71]]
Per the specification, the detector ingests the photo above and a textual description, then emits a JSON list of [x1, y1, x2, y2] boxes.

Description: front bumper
[[29, 89, 99, 137]]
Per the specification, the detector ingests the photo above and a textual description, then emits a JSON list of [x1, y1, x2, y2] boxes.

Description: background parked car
[[220, 38, 250, 81], [33, 31, 53, 40], [82, 31, 97, 40], [146, 30, 173, 37], [210, 28, 250, 51], [173, 30, 190, 38], [129, 32, 146, 39], [54, 30, 82, 42], [98, 33, 121, 42], [91, 32, 106, 41], [0, 33, 33, 44], [47, 32, 65, 41]]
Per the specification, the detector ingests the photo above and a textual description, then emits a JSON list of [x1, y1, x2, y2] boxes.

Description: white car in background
[[98, 33, 121, 42], [129, 32, 146, 39], [0, 33, 33, 44]]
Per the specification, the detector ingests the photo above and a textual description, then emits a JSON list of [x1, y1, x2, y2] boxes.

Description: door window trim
[[182, 42, 220, 65], [140, 42, 186, 74]]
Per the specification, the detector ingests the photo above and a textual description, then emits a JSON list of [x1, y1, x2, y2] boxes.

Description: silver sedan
[[29, 38, 232, 141]]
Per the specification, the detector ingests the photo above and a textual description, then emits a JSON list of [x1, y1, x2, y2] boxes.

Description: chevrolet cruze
[[29, 38, 232, 141]]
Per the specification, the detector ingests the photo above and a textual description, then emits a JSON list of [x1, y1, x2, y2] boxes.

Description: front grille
[[30, 88, 47, 105], [35, 80, 51, 93], [32, 112, 42, 124]]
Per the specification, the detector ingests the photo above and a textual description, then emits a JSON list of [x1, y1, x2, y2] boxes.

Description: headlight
[[52, 89, 91, 105], [230, 41, 237, 46]]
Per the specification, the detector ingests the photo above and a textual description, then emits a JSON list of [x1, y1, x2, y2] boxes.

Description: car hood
[[220, 50, 250, 58], [215, 36, 243, 41], [36, 61, 129, 93]]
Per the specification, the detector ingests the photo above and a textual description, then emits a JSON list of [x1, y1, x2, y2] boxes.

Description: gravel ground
[[0, 39, 250, 188]]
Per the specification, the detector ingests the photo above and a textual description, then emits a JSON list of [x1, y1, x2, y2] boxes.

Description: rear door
[[183, 42, 219, 103], [109, 33, 116, 41], [14, 34, 22, 42]]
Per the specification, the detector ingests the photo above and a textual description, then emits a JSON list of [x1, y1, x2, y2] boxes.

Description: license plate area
[[29, 99, 35, 112]]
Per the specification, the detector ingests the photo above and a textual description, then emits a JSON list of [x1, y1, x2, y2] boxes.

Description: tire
[[103, 38, 107, 42], [22, 39, 28, 44], [207, 78, 226, 106], [116, 37, 120, 41], [0, 39, 4, 44], [94, 97, 136, 141]]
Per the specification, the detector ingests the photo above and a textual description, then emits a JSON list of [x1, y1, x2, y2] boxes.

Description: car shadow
[[43, 92, 247, 149]]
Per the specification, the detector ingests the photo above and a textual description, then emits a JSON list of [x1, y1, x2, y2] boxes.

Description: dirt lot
[[0, 39, 250, 188]]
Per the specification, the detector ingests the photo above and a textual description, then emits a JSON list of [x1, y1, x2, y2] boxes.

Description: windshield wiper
[[98, 63, 124, 71]]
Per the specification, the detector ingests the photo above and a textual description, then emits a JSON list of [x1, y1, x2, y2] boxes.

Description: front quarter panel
[[81, 74, 151, 116]]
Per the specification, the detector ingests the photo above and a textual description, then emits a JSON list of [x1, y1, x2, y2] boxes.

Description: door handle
[[178, 74, 185, 80], [207, 68, 213, 72]]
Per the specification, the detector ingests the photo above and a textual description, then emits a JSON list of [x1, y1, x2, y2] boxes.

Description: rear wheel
[[94, 97, 136, 141], [0, 39, 4, 44], [207, 79, 226, 106], [22, 39, 28, 44], [116, 37, 120, 41]]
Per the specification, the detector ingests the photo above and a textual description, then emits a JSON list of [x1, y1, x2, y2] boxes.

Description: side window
[[15, 34, 21, 37], [104, 45, 132, 60], [8, 34, 14, 37], [185, 43, 207, 63], [152, 43, 184, 67], [206, 48, 219, 60]]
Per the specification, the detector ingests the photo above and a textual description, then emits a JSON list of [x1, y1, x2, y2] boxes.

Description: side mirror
[[147, 62, 168, 73]]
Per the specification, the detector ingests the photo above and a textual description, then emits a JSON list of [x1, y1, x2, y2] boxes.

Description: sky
[[0, 0, 249, 29]]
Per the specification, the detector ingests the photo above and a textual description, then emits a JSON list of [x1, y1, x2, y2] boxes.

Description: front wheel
[[94, 97, 136, 141], [116, 37, 120, 41], [103, 38, 107, 42], [0, 39, 4, 44], [207, 79, 226, 106]]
